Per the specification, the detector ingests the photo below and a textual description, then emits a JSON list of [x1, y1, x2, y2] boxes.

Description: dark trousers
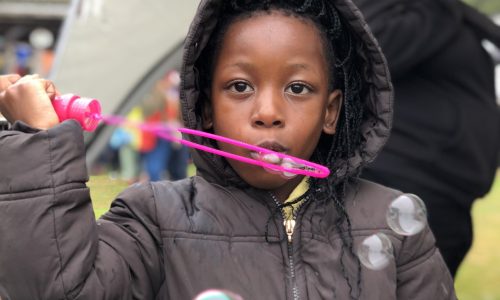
[[362, 169, 473, 277]]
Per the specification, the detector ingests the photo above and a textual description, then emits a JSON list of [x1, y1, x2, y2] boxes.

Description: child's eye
[[228, 81, 253, 93], [285, 83, 312, 95]]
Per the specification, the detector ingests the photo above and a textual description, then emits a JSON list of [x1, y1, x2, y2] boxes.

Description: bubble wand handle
[[52, 94, 101, 131]]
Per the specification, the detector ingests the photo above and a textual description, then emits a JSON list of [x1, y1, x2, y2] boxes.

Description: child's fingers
[[42, 79, 60, 100], [0, 74, 22, 92], [16, 74, 40, 83], [14, 75, 59, 98], [0, 75, 60, 129], [20, 75, 62, 100]]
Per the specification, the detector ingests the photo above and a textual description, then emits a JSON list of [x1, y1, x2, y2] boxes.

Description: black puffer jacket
[[0, 0, 455, 299]]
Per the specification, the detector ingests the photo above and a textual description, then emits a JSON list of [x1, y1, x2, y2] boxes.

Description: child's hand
[[0, 74, 60, 130], [0, 74, 21, 91]]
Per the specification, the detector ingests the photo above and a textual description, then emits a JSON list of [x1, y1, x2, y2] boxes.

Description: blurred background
[[0, 0, 499, 299], [0, 0, 200, 182]]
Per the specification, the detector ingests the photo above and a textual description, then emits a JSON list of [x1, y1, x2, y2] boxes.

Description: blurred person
[[353, 0, 500, 276], [161, 70, 190, 180], [140, 77, 169, 181], [142, 70, 189, 181], [14, 43, 32, 76], [92, 143, 120, 176], [109, 106, 143, 184]]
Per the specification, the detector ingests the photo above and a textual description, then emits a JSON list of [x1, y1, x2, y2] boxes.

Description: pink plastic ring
[[102, 115, 330, 179]]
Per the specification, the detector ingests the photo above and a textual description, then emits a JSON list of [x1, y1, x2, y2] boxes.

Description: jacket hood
[[180, 0, 393, 186]]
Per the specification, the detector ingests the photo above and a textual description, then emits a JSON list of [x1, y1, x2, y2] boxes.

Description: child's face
[[207, 12, 342, 193]]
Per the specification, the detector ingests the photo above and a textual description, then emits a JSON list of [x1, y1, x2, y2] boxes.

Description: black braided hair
[[195, 1, 367, 298]]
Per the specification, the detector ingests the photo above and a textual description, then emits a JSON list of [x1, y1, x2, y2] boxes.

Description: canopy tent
[[50, 0, 199, 168]]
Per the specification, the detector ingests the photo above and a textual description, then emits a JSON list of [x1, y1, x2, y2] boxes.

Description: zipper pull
[[284, 219, 296, 243]]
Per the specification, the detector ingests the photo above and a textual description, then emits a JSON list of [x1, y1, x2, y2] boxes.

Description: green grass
[[455, 171, 500, 300], [88, 169, 500, 299], [88, 165, 197, 218], [88, 175, 129, 218]]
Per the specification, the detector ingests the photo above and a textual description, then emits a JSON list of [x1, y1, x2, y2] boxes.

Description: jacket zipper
[[270, 193, 309, 300]]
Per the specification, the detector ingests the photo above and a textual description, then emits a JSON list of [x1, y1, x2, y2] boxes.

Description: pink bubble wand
[[53, 94, 330, 179]]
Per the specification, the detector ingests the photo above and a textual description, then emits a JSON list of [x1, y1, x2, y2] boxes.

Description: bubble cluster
[[357, 193, 429, 271]]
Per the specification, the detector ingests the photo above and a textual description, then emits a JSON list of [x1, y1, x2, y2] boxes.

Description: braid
[[309, 5, 366, 296], [196, 1, 367, 298]]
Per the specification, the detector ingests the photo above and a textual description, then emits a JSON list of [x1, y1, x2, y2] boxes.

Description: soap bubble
[[261, 153, 280, 164], [194, 289, 244, 300], [251, 152, 301, 179], [357, 233, 394, 270], [280, 158, 299, 179], [386, 194, 427, 236]]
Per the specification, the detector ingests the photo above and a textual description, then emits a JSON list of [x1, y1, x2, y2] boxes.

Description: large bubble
[[194, 289, 243, 300], [357, 233, 394, 270], [386, 194, 427, 236]]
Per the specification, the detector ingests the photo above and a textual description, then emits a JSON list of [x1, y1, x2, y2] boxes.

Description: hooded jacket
[[0, 0, 456, 299], [353, 0, 500, 207]]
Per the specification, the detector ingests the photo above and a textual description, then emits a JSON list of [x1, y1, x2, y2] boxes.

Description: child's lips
[[255, 141, 289, 153]]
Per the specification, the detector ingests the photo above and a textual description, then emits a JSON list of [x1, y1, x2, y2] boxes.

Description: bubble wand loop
[[104, 115, 330, 178], [172, 128, 330, 178], [53, 94, 330, 179]]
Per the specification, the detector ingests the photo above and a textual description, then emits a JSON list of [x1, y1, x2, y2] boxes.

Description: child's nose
[[250, 92, 285, 128]]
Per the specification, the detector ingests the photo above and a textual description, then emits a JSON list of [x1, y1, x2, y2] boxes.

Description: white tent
[[51, 0, 199, 167]]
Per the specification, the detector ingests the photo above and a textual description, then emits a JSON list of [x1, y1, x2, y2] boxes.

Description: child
[[0, 0, 456, 299]]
